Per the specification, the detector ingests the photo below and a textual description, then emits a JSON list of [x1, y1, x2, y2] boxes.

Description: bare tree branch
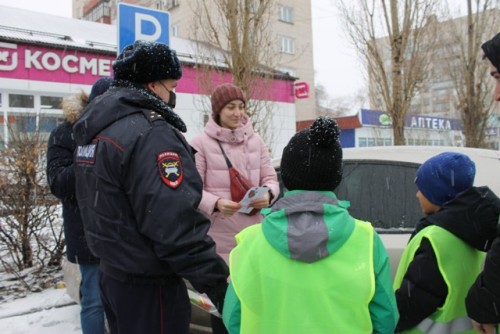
[[441, 0, 500, 147], [338, 0, 440, 145], [188, 0, 285, 147]]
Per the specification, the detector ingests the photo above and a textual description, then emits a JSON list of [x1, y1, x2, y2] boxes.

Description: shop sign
[[0, 41, 114, 84]]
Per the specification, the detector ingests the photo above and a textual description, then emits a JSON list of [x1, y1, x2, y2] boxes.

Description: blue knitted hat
[[415, 152, 476, 206]]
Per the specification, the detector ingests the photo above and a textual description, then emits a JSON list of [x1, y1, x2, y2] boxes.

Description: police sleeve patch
[[75, 142, 98, 165], [157, 151, 183, 188]]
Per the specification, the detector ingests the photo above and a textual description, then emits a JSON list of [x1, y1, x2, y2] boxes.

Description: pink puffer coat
[[190, 115, 279, 263]]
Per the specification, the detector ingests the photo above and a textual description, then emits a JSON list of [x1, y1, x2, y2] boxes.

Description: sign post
[[117, 3, 170, 54]]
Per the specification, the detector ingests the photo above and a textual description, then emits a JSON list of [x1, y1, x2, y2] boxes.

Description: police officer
[[73, 40, 228, 334]]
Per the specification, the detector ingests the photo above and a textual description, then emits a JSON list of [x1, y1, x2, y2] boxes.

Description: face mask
[[167, 90, 176, 109]]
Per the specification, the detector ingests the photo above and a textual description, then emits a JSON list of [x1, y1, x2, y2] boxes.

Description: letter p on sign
[[118, 3, 170, 54]]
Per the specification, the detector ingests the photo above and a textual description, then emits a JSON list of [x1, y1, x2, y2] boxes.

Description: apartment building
[[368, 10, 500, 149], [72, 0, 316, 124]]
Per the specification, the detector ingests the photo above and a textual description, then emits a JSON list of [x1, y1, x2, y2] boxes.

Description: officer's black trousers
[[99, 271, 191, 334]]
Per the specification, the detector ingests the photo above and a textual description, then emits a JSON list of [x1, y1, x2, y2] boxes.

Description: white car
[[64, 146, 500, 333], [336, 146, 500, 277]]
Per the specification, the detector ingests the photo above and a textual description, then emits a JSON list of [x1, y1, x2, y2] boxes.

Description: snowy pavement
[[0, 287, 81, 333]]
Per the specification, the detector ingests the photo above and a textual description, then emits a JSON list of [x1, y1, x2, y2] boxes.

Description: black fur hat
[[482, 32, 500, 72], [113, 40, 182, 83], [281, 116, 343, 191]]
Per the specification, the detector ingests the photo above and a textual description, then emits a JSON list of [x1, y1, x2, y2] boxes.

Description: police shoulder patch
[[157, 151, 183, 188], [75, 142, 98, 165]]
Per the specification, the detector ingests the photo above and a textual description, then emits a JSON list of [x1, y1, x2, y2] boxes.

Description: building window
[[165, 0, 179, 9], [15, 115, 37, 132], [172, 24, 179, 37], [279, 36, 295, 54], [83, 1, 111, 22], [38, 115, 63, 133], [434, 102, 449, 114], [103, 3, 111, 16], [41, 96, 63, 110], [9, 94, 34, 108], [278, 5, 294, 23], [359, 136, 392, 147]]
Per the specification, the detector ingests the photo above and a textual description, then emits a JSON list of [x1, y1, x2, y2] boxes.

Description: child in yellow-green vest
[[394, 152, 499, 334], [223, 116, 399, 334]]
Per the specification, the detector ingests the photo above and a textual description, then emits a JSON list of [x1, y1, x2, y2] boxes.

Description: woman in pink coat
[[190, 83, 279, 264]]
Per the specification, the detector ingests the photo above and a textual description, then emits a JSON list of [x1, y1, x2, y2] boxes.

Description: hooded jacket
[[72, 82, 228, 297], [465, 187, 500, 324], [395, 186, 499, 332], [46, 92, 98, 265], [189, 114, 279, 263], [223, 190, 398, 334]]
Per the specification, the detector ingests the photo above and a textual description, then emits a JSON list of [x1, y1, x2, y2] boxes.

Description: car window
[[335, 160, 422, 233]]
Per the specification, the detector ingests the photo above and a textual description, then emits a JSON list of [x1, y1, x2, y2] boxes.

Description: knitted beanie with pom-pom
[[280, 116, 343, 191]]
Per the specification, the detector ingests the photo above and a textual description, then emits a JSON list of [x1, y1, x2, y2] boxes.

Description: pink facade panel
[[178, 67, 294, 103], [0, 42, 294, 103]]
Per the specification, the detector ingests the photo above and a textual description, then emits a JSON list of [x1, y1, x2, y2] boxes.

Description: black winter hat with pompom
[[281, 116, 343, 191], [113, 40, 182, 83]]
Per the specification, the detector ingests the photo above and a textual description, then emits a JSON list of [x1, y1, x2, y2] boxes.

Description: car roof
[[273, 146, 500, 196]]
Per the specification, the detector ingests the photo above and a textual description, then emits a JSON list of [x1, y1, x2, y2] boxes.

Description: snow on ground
[[0, 287, 80, 334]]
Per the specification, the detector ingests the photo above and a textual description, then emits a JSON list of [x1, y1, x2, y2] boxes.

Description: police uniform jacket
[[73, 85, 228, 295]]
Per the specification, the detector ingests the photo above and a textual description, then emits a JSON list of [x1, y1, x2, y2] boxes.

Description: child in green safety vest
[[394, 152, 499, 334], [223, 116, 399, 334]]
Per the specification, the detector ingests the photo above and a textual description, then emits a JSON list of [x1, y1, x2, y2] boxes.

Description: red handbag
[[228, 166, 253, 203], [217, 141, 259, 215]]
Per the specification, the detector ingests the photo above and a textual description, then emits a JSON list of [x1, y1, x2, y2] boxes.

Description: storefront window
[[4, 113, 63, 145], [39, 115, 63, 133], [41, 96, 63, 109], [14, 115, 37, 132], [9, 94, 34, 108]]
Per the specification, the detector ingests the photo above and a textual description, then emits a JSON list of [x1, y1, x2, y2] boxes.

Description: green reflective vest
[[229, 220, 375, 334], [394, 225, 484, 334]]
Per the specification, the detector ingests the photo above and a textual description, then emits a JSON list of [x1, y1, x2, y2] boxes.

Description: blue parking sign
[[118, 3, 170, 54]]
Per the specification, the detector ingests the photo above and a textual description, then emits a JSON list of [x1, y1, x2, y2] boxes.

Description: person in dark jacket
[[393, 152, 499, 334], [465, 32, 500, 334], [46, 77, 111, 334], [73, 40, 229, 334]]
